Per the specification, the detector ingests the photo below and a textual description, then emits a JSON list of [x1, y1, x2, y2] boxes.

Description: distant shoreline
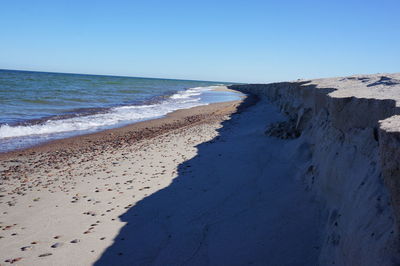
[[0, 70, 243, 153]]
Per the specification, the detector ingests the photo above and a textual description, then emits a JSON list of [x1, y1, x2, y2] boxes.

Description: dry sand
[[0, 100, 244, 265]]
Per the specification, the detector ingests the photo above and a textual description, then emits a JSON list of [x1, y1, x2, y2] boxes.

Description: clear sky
[[1, 0, 399, 83]]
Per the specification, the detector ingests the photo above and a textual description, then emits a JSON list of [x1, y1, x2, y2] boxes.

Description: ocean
[[0, 70, 242, 152]]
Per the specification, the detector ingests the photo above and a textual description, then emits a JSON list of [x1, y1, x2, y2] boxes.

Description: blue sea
[[0, 70, 242, 152]]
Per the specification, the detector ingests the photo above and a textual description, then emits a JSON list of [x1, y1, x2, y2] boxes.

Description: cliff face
[[229, 74, 400, 265]]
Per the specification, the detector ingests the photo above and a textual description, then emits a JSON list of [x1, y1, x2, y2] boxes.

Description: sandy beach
[[0, 99, 248, 265], [0, 82, 326, 266]]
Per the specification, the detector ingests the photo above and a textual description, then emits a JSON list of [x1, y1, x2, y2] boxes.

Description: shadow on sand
[[95, 84, 322, 266]]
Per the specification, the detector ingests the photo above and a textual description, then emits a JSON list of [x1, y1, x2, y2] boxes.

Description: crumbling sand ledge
[[230, 73, 400, 265]]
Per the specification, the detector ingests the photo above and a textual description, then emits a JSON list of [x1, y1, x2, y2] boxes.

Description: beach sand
[[0, 91, 323, 265], [0, 100, 241, 264]]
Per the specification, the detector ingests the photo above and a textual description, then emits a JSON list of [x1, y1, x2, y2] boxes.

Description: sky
[[1, 0, 399, 83]]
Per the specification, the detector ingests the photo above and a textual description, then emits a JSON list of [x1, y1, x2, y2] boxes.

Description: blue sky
[[1, 0, 399, 83]]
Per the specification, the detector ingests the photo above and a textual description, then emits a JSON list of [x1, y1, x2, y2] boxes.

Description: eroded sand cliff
[[230, 73, 400, 265]]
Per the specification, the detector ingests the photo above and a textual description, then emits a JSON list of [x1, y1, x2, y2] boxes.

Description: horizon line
[[0, 68, 239, 85]]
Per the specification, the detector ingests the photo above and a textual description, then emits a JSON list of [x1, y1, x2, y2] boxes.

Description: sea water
[[0, 70, 242, 152]]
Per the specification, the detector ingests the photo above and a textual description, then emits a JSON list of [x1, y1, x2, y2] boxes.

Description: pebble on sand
[[38, 253, 52, 257], [5, 257, 23, 263]]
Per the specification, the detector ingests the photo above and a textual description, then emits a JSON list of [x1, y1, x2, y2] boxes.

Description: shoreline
[[0, 94, 243, 160], [0, 83, 243, 155], [0, 99, 243, 167]]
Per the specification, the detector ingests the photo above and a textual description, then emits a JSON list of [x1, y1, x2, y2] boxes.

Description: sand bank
[[230, 73, 400, 265]]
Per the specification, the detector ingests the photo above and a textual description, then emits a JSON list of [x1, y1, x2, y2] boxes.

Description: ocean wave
[[0, 86, 227, 142]]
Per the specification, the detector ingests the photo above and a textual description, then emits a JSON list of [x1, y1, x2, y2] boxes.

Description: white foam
[[0, 86, 227, 142], [169, 86, 212, 99]]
